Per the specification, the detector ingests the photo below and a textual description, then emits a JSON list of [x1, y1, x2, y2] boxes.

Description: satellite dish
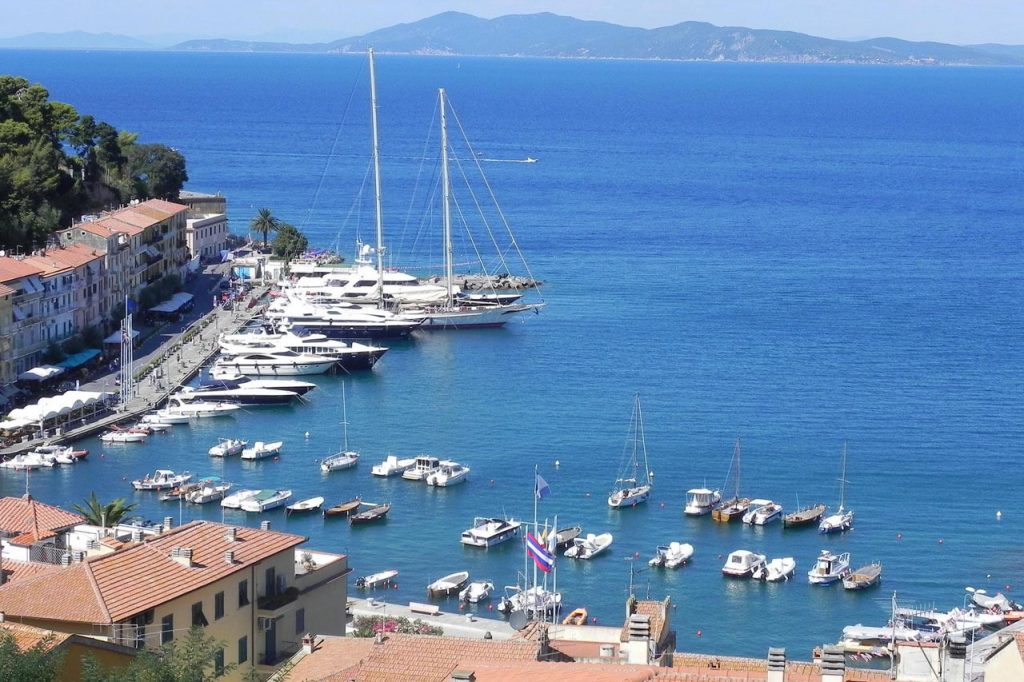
[[509, 609, 528, 630]]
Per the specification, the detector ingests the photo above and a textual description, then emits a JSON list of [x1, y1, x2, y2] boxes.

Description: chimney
[[943, 635, 967, 682], [0, 611, 5, 623], [302, 633, 315, 654], [767, 647, 786, 682], [449, 672, 475, 682], [73, 551, 86, 563], [163, 516, 173, 531], [599, 644, 615, 658], [260, 521, 271, 531], [171, 547, 194, 568], [131, 529, 143, 543], [225, 527, 237, 542], [820, 646, 845, 682], [625, 613, 653, 665], [61, 552, 72, 566], [224, 550, 235, 565]]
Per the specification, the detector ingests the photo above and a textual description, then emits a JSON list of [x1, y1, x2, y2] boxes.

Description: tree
[[0, 630, 63, 682], [80, 628, 232, 682], [249, 208, 280, 249], [73, 492, 138, 527], [124, 143, 188, 200], [271, 223, 308, 261]]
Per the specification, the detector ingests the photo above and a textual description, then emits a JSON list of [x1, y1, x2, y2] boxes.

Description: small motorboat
[[141, 411, 189, 426], [564, 532, 613, 560], [186, 478, 232, 504], [807, 549, 852, 585], [286, 496, 325, 514], [164, 397, 241, 418], [355, 569, 398, 589], [459, 580, 494, 603], [221, 489, 259, 509], [684, 487, 722, 516], [320, 450, 359, 472], [0, 452, 57, 470], [460, 517, 521, 548], [159, 482, 200, 501], [240, 489, 292, 513], [783, 502, 827, 528], [753, 557, 797, 582], [554, 525, 582, 549], [742, 499, 784, 525], [349, 502, 390, 525], [427, 571, 470, 598], [971, 591, 1022, 613], [843, 562, 882, 590], [649, 542, 694, 569], [208, 438, 246, 457], [140, 421, 170, 433], [721, 550, 767, 578], [426, 460, 470, 487], [401, 455, 441, 481], [31, 445, 78, 465], [323, 497, 361, 517], [562, 607, 588, 625], [132, 469, 192, 491], [100, 428, 148, 443], [371, 454, 416, 477], [240, 440, 283, 460]]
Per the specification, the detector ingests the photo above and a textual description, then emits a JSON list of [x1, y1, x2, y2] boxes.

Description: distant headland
[[3, 12, 1023, 66]]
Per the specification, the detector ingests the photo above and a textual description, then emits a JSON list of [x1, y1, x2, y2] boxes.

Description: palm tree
[[73, 492, 138, 528], [249, 208, 280, 250]]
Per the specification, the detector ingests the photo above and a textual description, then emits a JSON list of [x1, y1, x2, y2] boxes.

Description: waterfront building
[[0, 258, 48, 386], [179, 190, 230, 265], [0, 518, 349, 681], [0, 494, 85, 565]]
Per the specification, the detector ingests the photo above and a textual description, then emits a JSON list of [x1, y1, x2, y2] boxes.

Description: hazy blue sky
[[2, 0, 1022, 45]]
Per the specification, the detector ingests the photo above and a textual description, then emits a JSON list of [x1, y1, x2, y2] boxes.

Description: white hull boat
[[321, 451, 359, 471], [564, 532, 613, 560], [371, 454, 416, 477], [207, 368, 317, 395], [459, 580, 494, 603], [820, 442, 854, 534], [722, 550, 767, 578], [608, 393, 653, 508], [187, 481, 233, 504], [0, 452, 58, 470], [402, 455, 440, 481], [132, 469, 192, 491], [426, 460, 470, 486], [218, 329, 387, 370], [743, 500, 784, 525], [100, 429, 148, 443], [754, 557, 797, 582], [460, 517, 521, 548], [208, 438, 246, 457], [141, 411, 189, 425], [684, 487, 722, 516], [241, 440, 283, 460], [649, 542, 693, 569], [240, 489, 292, 512], [808, 549, 852, 585], [221, 489, 259, 509], [164, 397, 240, 419], [286, 496, 325, 514], [355, 569, 399, 589], [213, 350, 337, 376], [427, 570, 471, 598], [497, 584, 562, 617]]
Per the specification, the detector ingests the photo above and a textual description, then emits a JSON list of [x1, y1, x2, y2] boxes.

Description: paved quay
[[1, 266, 269, 457], [346, 597, 517, 640]]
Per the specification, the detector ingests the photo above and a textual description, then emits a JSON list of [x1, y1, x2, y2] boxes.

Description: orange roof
[[0, 494, 83, 537], [0, 520, 307, 624], [72, 200, 187, 238], [0, 258, 44, 284], [285, 636, 376, 682], [0, 621, 71, 652], [0, 283, 15, 297], [0, 558, 62, 585]]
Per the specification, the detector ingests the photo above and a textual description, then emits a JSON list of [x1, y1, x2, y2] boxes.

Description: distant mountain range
[[0, 30, 153, 50], [3, 14, 1023, 66]]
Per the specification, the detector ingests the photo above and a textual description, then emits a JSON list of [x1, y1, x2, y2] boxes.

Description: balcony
[[256, 586, 298, 613]]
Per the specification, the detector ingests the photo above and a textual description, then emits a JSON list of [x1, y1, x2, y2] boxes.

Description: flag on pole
[[535, 473, 550, 500], [126, 298, 137, 314], [526, 533, 554, 573], [546, 516, 559, 555]]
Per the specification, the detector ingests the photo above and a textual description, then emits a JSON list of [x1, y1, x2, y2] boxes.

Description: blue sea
[[2, 50, 1023, 659]]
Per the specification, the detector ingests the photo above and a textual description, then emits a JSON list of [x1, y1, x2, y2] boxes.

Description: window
[[214, 648, 224, 677], [238, 579, 249, 607], [265, 567, 277, 597], [237, 636, 248, 664], [295, 608, 305, 635], [214, 591, 225, 620], [191, 601, 208, 627], [161, 614, 173, 644]]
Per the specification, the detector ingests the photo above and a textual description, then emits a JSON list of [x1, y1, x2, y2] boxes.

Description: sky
[[1, 0, 1022, 46]]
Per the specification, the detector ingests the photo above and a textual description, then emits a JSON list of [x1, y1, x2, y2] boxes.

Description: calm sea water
[[2, 50, 1023, 658]]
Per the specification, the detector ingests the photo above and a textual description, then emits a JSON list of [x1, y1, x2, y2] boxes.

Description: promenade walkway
[[346, 597, 517, 640]]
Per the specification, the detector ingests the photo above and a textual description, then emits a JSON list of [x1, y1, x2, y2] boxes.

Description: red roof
[[0, 495, 83, 537], [0, 259, 44, 284]]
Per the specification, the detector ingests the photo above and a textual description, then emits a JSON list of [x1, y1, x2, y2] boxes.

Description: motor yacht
[[684, 487, 722, 516], [186, 478, 232, 504], [240, 441, 283, 460], [176, 383, 297, 406], [206, 368, 317, 395], [425, 460, 470, 486], [401, 455, 441, 481], [218, 328, 388, 370], [371, 454, 417, 477], [265, 299, 423, 339], [132, 469, 192, 491], [460, 517, 521, 548], [459, 580, 495, 603], [721, 550, 767, 578], [807, 549, 852, 585], [164, 397, 240, 419], [240, 489, 292, 512], [213, 350, 337, 376]]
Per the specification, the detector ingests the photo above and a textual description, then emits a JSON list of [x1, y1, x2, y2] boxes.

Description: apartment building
[[0, 519, 350, 681], [179, 190, 230, 263]]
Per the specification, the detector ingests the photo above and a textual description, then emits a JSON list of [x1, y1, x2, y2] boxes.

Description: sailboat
[[607, 393, 652, 508], [320, 383, 359, 472], [819, 442, 854, 534], [712, 439, 749, 522], [413, 88, 544, 329]]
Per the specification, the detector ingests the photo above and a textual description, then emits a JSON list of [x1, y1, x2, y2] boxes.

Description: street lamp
[[963, 587, 986, 682]]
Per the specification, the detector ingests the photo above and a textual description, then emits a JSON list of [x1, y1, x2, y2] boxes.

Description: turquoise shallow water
[[1, 50, 1023, 658]]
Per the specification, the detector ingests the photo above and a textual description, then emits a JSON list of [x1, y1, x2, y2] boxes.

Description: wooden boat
[[323, 497, 361, 517], [286, 496, 325, 514], [554, 525, 582, 549], [783, 503, 827, 528], [349, 502, 390, 525], [159, 482, 200, 501], [843, 562, 882, 590], [713, 439, 749, 522], [427, 570, 470, 598], [355, 569, 398, 589], [562, 607, 588, 625]]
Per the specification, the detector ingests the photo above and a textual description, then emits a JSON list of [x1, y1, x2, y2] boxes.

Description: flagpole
[[532, 465, 538, 612]]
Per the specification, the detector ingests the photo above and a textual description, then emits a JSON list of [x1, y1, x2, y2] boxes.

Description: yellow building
[[0, 519, 349, 680], [984, 632, 1024, 682]]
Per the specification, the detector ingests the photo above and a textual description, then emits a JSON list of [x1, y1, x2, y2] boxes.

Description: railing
[[256, 587, 299, 611]]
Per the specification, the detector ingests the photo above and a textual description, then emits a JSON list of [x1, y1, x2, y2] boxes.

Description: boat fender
[[585, 492, 590, 497]]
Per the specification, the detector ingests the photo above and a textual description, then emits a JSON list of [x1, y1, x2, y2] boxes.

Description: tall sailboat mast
[[439, 88, 455, 308], [368, 48, 386, 310]]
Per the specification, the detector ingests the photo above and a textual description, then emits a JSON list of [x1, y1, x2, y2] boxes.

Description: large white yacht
[[265, 299, 423, 339], [460, 517, 521, 548], [218, 328, 387, 370], [213, 349, 337, 376]]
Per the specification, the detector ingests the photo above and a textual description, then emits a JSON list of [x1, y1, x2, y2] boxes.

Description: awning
[[55, 348, 102, 369], [104, 329, 140, 344], [150, 292, 194, 313], [17, 366, 65, 382]]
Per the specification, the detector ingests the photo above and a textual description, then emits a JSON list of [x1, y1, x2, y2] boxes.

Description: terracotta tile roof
[[0, 282, 15, 296], [0, 494, 83, 537], [621, 598, 669, 645], [21, 244, 103, 274], [143, 199, 188, 215], [9, 529, 57, 545], [465, 660, 679, 681], [0, 621, 71, 652], [0, 520, 307, 624], [668, 654, 890, 681], [284, 635, 375, 681], [0, 558, 62, 584], [0, 259, 44, 284]]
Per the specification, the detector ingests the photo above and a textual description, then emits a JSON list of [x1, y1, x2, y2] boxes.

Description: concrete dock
[[346, 597, 517, 640]]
